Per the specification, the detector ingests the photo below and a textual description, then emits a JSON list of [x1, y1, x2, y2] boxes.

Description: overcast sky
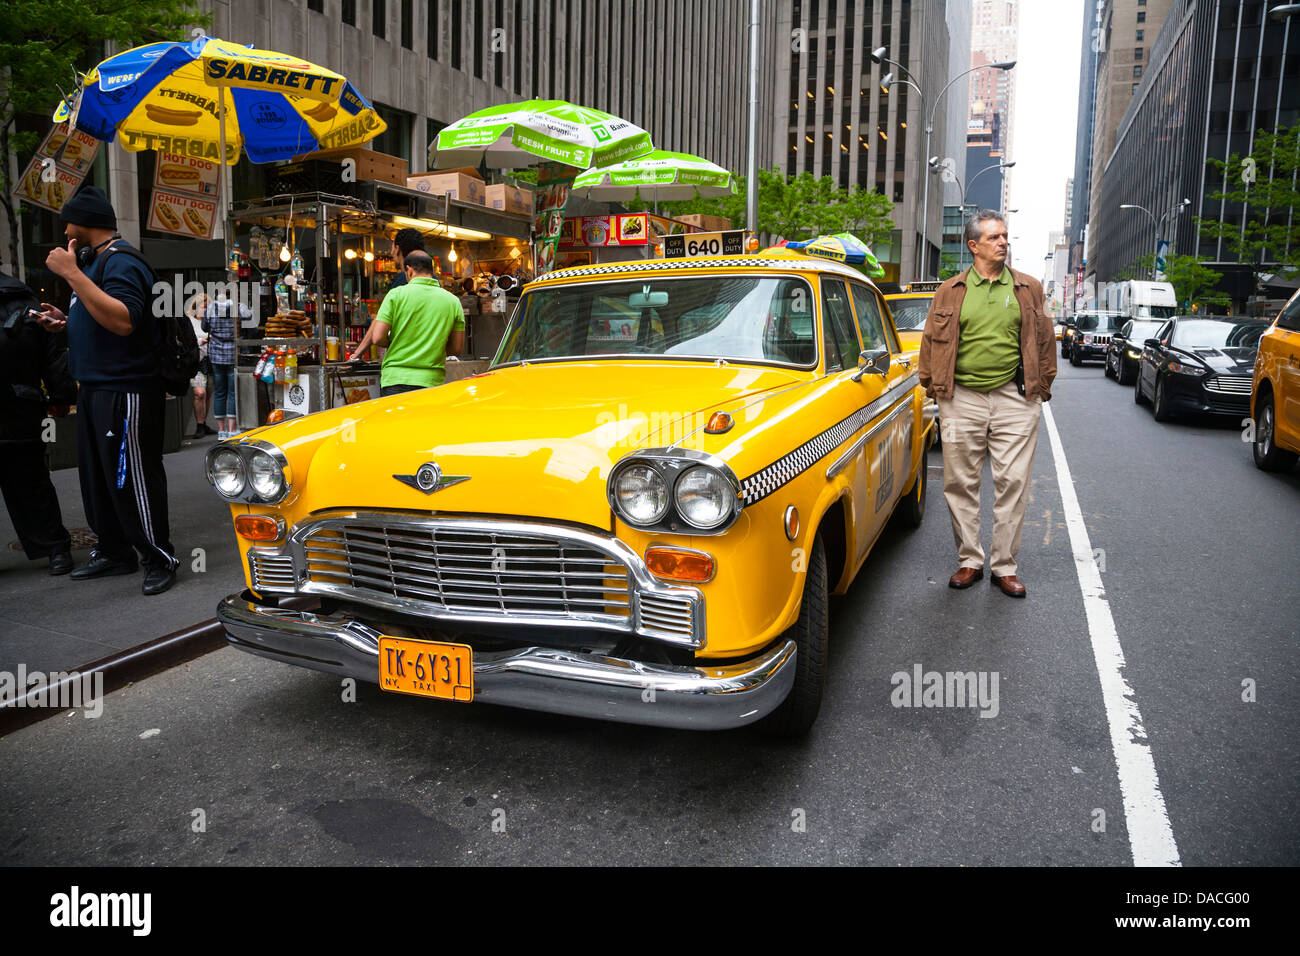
[[1007, 0, 1085, 279]]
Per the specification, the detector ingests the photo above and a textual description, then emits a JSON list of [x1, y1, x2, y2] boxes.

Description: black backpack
[[99, 245, 200, 397]]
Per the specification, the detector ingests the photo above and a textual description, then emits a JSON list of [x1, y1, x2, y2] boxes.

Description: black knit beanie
[[59, 185, 117, 230]]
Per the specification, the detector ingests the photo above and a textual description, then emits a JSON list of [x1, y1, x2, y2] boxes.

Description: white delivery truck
[[1103, 280, 1178, 320]]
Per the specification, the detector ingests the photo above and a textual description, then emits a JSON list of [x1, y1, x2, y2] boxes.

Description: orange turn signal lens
[[235, 515, 284, 541], [746, 237, 760, 252], [705, 411, 734, 434], [645, 547, 715, 583], [266, 409, 286, 424], [784, 505, 800, 541]]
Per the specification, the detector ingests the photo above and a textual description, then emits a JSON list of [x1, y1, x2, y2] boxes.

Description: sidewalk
[[0, 434, 242, 677]]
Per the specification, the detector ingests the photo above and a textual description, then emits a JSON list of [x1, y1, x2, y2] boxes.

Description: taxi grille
[[249, 551, 296, 593], [1203, 375, 1252, 395], [301, 520, 632, 622]]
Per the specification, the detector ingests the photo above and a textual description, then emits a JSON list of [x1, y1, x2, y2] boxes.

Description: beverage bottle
[[253, 348, 269, 379], [285, 349, 298, 384], [274, 349, 286, 383], [291, 249, 305, 282], [260, 349, 276, 383], [275, 278, 290, 314]]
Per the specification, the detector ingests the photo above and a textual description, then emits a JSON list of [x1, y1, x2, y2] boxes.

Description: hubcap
[[1260, 405, 1274, 454]]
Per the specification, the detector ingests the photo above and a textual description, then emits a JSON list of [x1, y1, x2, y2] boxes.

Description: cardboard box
[[407, 172, 486, 205], [485, 183, 535, 216], [297, 146, 408, 185], [677, 213, 733, 232]]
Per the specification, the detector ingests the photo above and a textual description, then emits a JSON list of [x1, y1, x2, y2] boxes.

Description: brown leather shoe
[[991, 573, 1027, 598], [948, 567, 984, 589]]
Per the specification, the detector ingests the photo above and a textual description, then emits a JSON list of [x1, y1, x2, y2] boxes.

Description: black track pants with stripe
[[75, 386, 178, 571]]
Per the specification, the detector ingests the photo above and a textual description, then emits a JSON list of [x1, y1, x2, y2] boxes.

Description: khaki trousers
[[936, 381, 1042, 576]]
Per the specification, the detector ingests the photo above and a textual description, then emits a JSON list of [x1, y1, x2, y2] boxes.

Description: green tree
[[0, 0, 210, 273], [939, 252, 960, 280], [1161, 254, 1230, 311], [1197, 122, 1300, 286]]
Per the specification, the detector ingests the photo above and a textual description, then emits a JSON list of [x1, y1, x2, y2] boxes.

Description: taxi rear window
[[496, 275, 819, 367]]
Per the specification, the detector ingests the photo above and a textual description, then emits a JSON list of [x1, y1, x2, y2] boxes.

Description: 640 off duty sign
[[664, 230, 747, 258]]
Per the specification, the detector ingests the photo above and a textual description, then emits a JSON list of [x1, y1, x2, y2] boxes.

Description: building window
[[474, 0, 484, 79], [373, 103, 413, 162], [401, 0, 413, 48], [1133, 64, 1142, 77], [1136, 29, 1144, 41], [452, 0, 462, 69], [1135, 48, 1143, 59], [1138, 0, 1146, 5], [1137, 11, 1145, 22], [1132, 83, 1139, 93], [343, 0, 356, 25], [514, 0, 523, 94], [308, 0, 323, 11], [374, 0, 387, 38], [427, 0, 438, 59]]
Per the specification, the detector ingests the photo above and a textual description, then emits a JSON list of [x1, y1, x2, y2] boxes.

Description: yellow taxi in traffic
[[207, 244, 932, 735], [1251, 287, 1300, 471], [884, 282, 939, 351]]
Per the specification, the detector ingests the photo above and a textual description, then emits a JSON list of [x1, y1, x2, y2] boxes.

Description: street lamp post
[[874, 49, 1016, 281], [957, 162, 1016, 271], [1155, 198, 1191, 272], [1119, 203, 1159, 279]]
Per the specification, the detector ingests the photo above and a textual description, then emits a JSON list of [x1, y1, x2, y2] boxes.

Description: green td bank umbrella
[[570, 150, 736, 202]]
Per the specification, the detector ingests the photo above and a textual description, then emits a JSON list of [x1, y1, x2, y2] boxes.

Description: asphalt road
[[1, 358, 1296, 866]]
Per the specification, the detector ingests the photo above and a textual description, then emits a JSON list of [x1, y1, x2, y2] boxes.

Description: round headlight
[[210, 447, 247, 498], [248, 450, 285, 500], [613, 463, 669, 524], [675, 466, 734, 529]]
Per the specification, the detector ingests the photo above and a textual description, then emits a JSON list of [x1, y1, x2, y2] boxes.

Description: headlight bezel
[[205, 439, 294, 505], [608, 450, 742, 534]]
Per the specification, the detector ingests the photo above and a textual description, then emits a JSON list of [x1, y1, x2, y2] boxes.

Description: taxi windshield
[[495, 275, 819, 367], [889, 296, 932, 330]]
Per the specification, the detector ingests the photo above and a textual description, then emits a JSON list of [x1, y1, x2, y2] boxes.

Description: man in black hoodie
[[35, 186, 180, 595], [0, 272, 76, 574]]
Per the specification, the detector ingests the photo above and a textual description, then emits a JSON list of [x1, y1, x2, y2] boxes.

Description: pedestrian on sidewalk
[[917, 209, 1057, 598], [35, 185, 181, 596], [187, 293, 216, 438], [357, 250, 465, 397], [1, 271, 77, 575], [203, 291, 245, 438]]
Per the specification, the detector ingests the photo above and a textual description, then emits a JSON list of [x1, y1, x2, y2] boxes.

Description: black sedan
[[1105, 319, 1168, 385], [1134, 316, 1269, 421]]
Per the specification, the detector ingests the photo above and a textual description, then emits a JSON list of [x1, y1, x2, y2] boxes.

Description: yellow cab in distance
[[206, 238, 933, 735], [1251, 287, 1300, 471], [884, 280, 941, 351]]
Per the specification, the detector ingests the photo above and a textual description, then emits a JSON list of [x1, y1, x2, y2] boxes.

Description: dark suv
[[1063, 311, 1125, 365]]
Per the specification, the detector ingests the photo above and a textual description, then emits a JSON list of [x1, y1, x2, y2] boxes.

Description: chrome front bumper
[[217, 593, 797, 731]]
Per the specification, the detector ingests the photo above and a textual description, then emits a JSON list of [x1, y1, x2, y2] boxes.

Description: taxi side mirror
[[853, 348, 890, 381]]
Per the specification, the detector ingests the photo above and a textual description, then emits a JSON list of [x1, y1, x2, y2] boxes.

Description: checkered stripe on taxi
[[539, 258, 783, 279], [738, 373, 920, 506]]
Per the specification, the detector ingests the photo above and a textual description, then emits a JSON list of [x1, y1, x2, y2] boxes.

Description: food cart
[[227, 173, 533, 429]]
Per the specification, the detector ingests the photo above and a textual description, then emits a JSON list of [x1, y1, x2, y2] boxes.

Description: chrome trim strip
[[826, 396, 915, 479], [738, 372, 920, 505], [283, 511, 706, 649], [218, 593, 795, 731]]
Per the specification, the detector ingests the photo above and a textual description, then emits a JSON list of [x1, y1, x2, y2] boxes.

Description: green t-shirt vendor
[[351, 249, 465, 397]]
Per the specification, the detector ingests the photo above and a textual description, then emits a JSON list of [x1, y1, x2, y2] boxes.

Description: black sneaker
[[142, 566, 177, 596], [70, 553, 138, 579], [48, 551, 74, 575]]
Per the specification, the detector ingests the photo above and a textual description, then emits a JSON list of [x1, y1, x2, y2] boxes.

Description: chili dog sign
[[152, 151, 219, 197], [147, 189, 217, 239]]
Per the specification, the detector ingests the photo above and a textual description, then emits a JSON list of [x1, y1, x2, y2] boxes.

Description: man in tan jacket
[[917, 210, 1057, 597]]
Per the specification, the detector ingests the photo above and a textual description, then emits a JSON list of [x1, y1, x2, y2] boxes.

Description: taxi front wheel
[[1253, 393, 1299, 472], [758, 532, 828, 738]]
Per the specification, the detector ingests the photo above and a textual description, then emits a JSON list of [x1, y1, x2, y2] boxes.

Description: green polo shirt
[[375, 276, 466, 388], [954, 266, 1021, 391]]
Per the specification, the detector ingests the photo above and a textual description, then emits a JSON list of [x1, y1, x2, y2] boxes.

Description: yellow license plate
[[377, 637, 474, 702]]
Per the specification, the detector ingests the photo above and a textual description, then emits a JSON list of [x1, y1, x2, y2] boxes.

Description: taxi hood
[[301, 362, 803, 528]]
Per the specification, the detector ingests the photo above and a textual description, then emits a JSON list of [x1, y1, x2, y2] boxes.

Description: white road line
[[1041, 404, 1181, 867]]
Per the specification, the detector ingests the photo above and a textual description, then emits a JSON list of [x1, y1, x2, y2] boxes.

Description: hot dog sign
[[152, 151, 219, 197], [148, 189, 217, 239]]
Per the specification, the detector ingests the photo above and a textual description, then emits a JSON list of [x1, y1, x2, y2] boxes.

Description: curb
[[0, 619, 227, 739]]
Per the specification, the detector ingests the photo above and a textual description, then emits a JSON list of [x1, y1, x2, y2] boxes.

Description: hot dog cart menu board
[[152, 151, 220, 197], [14, 123, 98, 214], [38, 123, 101, 175], [147, 189, 218, 239]]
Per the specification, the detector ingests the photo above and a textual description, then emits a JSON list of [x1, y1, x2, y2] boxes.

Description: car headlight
[[1082, 334, 1093, 344], [205, 440, 293, 504], [612, 463, 669, 525], [208, 447, 247, 498], [248, 449, 285, 499], [675, 466, 735, 530], [1126, 349, 1140, 358], [1167, 358, 1207, 376]]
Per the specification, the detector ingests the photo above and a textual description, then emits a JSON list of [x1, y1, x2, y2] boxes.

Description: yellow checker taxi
[[208, 244, 932, 734], [883, 282, 940, 351]]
